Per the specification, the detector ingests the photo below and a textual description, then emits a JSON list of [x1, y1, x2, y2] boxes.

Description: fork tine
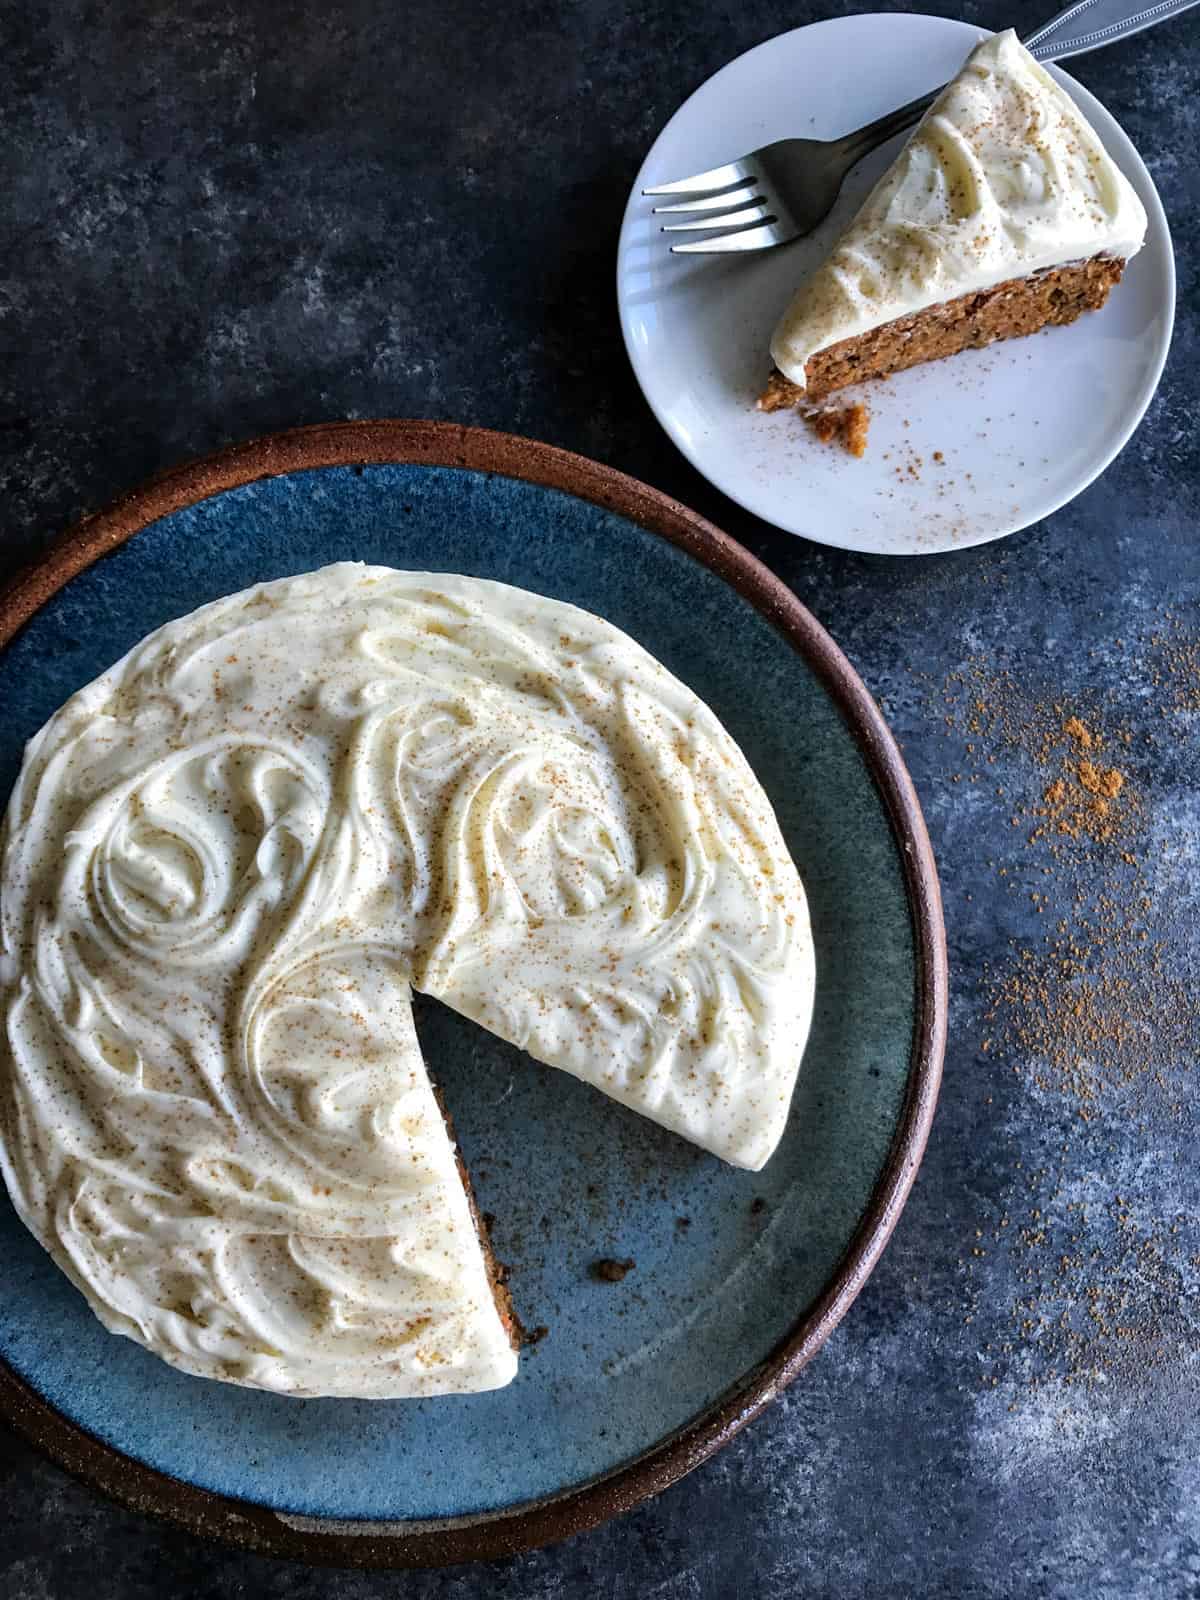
[[660, 202, 771, 234], [643, 158, 750, 196], [651, 182, 761, 215], [670, 220, 792, 254]]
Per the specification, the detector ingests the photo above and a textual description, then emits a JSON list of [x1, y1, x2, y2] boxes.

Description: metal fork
[[646, 0, 1198, 254]]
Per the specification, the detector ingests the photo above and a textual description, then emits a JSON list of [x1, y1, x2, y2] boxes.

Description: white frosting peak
[[0, 564, 813, 1396], [770, 31, 1148, 388]]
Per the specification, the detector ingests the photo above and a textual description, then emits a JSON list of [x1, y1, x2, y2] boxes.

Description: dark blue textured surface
[[1, 0, 1198, 1592], [0, 464, 914, 1519]]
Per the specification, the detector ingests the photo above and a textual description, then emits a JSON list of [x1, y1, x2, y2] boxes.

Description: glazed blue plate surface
[[0, 462, 916, 1521]]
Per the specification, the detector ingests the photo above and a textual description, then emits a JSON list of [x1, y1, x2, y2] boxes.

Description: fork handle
[[1024, 0, 1200, 60], [839, 0, 1200, 165]]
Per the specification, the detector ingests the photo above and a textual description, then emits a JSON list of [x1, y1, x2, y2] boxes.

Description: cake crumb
[[591, 1257, 636, 1282], [524, 1324, 550, 1346], [803, 400, 871, 457], [757, 372, 869, 456], [843, 402, 870, 458]]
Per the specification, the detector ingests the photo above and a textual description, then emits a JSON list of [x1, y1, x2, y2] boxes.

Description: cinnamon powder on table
[[930, 629, 1200, 1407], [1035, 720, 1128, 839]]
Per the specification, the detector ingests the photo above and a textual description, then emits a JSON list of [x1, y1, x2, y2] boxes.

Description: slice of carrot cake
[[760, 30, 1147, 409]]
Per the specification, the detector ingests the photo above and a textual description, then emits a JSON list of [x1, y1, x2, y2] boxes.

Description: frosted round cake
[[0, 564, 814, 1397]]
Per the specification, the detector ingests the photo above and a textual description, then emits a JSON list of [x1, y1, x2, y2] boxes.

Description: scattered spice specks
[[932, 625, 1200, 1403]]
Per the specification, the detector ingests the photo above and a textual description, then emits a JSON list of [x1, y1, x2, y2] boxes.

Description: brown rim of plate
[[0, 420, 948, 1569]]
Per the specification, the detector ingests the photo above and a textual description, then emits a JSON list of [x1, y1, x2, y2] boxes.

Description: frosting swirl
[[0, 564, 813, 1395]]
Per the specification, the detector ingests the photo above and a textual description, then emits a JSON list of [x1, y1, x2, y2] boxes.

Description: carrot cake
[[0, 564, 814, 1397], [760, 30, 1148, 408]]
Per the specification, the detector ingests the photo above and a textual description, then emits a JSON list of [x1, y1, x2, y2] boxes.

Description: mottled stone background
[[1, 2, 1198, 1596]]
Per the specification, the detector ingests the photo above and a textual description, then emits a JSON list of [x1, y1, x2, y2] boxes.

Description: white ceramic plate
[[616, 13, 1175, 555]]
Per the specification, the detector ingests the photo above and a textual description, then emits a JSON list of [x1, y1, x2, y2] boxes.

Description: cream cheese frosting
[[0, 563, 814, 1396], [770, 30, 1148, 390]]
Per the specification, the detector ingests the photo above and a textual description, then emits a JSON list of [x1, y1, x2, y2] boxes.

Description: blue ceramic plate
[[0, 423, 945, 1565]]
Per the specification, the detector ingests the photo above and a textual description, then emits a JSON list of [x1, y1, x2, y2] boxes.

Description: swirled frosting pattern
[[770, 30, 1148, 389], [0, 564, 813, 1396]]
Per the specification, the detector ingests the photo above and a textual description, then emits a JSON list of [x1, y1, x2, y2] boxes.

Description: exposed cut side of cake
[[760, 30, 1147, 410]]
